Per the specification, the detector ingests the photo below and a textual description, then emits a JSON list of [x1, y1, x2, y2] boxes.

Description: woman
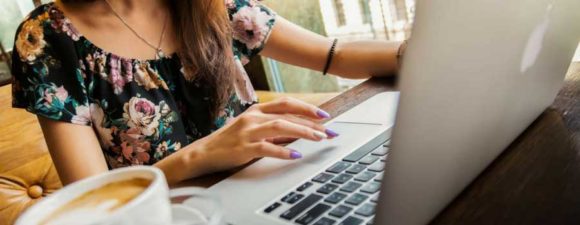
[[11, 0, 403, 185]]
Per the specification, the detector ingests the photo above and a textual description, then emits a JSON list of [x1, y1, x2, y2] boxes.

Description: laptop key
[[280, 194, 323, 220], [338, 216, 364, 225], [332, 174, 353, 184], [355, 203, 376, 217], [360, 182, 381, 194], [366, 217, 374, 225], [343, 146, 376, 162], [287, 193, 305, 204], [383, 140, 391, 146], [327, 162, 352, 173], [329, 205, 353, 218], [380, 155, 387, 162], [359, 155, 379, 165], [368, 162, 385, 172], [374, 172, 384, 182], [354, 171, 376, 182], [313, 173, 335, 183], [325, 192, 348, 204], [317, 183, 339, 194], [345, 193, 368, 206], [264, 202, 281, 213], [296, 203, 332, 225], [370, 194, 379, 203], [346, 164, 366, 174], [371, 146, 388, 156], [281, 192, 296, 202], [314, 217, 337, 225], [340, 181, 363, 193], [297, 182, 314, 192]]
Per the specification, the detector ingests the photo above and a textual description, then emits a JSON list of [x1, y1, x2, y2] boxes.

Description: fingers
[[248, 142, 303, 160], [268, 137, 298, 145], [246, 119, 328, 142], [239, 113, 339, 140], [262, 114, 328, 134], [257, 97, 331, 120]]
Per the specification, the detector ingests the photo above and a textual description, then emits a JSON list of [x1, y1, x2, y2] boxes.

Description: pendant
[[156, 48, 165, 59]]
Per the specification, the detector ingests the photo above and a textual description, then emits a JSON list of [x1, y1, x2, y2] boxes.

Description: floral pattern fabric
[[11, 0, 276, 168]]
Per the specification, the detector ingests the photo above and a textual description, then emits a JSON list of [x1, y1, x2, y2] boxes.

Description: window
[[260, 0, 340, 93], [332, 0, 346, 27], [392, 0, 408, 22], [359, 0, 371, 24]]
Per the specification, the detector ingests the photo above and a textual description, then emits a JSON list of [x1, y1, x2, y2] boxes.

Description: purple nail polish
[[326, 129, 339, 138], [316, 109, 331, 119], [290, 150, 302, 159]]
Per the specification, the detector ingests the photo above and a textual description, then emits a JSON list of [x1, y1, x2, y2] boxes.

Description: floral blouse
[[11, 0, 276, 168]]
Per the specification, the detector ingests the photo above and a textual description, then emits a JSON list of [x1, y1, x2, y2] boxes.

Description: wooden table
[[179, 62, 580, 224]]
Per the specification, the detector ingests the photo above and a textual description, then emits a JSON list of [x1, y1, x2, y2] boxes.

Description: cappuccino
[[41, 177, 151, 225]]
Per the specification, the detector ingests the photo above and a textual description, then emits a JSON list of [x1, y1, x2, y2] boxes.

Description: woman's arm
[[40, 98, 334, 186], [39, 115, 199, 185], [38, 117, 109, 185], [260, 17, 402, 79]]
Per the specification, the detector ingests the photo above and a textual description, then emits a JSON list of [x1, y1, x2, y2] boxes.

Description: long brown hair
[[169, 0, 236, 121]]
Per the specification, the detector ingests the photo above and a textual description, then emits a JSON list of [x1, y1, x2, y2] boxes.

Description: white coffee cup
[[15, 166, 222, 225]]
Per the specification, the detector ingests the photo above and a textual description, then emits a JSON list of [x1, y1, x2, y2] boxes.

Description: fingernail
[[313, 130, 328, 139], [316, 109, 331, 119], [326, 128, 339, 138], [290, 150, 302, 159]]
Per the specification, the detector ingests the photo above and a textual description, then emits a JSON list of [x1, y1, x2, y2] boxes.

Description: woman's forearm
[[261, 17, 402, 79], [38, 117, 110, 185], [330, 40, 401, 79]]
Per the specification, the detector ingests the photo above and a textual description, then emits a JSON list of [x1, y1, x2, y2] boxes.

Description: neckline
[[48, 2, 177, 63]]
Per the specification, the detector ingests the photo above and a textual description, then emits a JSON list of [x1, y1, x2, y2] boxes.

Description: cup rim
[[16, 166, 167, 225]]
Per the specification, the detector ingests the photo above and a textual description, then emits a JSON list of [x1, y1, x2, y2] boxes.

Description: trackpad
[[333, 92, 399, 125]]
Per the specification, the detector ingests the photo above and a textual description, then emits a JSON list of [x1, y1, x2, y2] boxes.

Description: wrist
[[154, 141, 208, 185]]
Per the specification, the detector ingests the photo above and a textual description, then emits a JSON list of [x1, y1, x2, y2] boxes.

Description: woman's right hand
[[188, 97, 339, 175], [156, 97, 339, 184]]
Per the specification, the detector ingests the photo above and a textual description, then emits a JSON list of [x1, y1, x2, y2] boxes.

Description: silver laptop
[[185, 0, 580, 224]]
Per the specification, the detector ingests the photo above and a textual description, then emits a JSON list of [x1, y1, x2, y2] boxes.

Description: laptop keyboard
[[262, 140, 390, 225]]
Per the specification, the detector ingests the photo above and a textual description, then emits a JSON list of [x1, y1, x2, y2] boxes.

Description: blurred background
[[0, 0, 578, 91]]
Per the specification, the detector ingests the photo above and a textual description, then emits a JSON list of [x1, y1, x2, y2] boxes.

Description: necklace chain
[[103, 0, 168, 59]]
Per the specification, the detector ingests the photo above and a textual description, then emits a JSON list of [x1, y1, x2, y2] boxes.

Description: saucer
[[171, 204, 208, 225]]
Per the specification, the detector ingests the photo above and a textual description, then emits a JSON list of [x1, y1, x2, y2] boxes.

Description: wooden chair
[[0, 85, 62, 225]]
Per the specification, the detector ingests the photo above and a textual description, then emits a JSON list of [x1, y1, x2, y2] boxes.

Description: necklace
[[103, 0, 169, 59]]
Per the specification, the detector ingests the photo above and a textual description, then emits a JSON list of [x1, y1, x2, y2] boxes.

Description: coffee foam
[[41, 178, 151, 225]]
